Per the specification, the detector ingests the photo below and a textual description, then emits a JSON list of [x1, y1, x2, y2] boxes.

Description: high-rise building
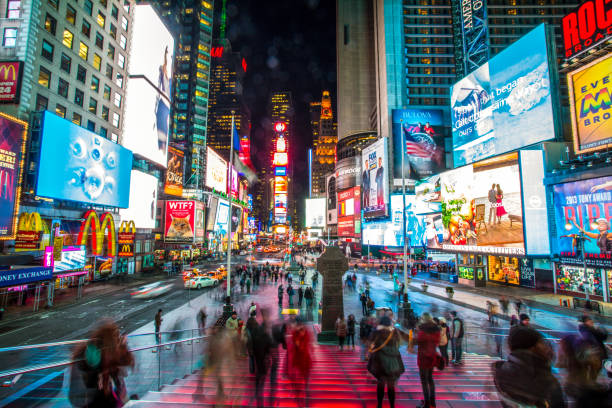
[[310, 91, 337, 197], [146, 0, 214, 191], [206, 38, 250, 161]]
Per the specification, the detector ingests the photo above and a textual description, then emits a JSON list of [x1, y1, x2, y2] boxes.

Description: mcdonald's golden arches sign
[[0, 61, 23, 104], [118, 220, 135, 257]]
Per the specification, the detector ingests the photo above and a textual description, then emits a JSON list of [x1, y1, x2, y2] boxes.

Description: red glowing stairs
[[125, 343, 501, 407]]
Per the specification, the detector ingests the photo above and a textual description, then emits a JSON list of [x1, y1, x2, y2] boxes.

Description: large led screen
[[451, 24, 556, 166], [392, 109, 446, 180], [206, 147, 227, 193], [165, 200, 195, 242], [0, 113, 26, 239], [439, 153, 524, 255], [553, 176, 612, 267], [415, 175, 442, 214], [37, 112, 132, 208], [568, 54, 612, 154], [305, 198, 325, 228], [362, 138, 389, 218], [214, 199, 230, 237], [164, 146, 184, 196], [338, 187, 361, 237], [120, 170, 158, 229], [520, 150, 550, 256], [326, 174, 337, 224]]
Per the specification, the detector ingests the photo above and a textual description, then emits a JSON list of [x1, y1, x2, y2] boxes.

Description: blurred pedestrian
[[304, 286, 314, 309], [249, 302, 257, 317], [288, 317, 313, 406], [519, 313, 530, 327], [347, 314, 356, 350], [499, 295, 510, 316], [360, 292, 368, 316], [510, 314, 519, 327], [336, 315, 348, 350], [226, 311, 240, 337], [413, 313, 441, 408], [154, 309, 163, 350], [287, 284, 295, 306], [197, 308, 207, 334], [514, 298, 523, 315], [246, 276, 252, 294], [251, 309, 273, 408], [359, 315, 373, 361], [298, 286, 304, 307], [449, 311, 464, 365], [437, 317, 450, 365], [278, 284, 284, 307]]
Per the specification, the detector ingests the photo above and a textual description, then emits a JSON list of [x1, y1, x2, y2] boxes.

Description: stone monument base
[[317, 330, 339, 344]]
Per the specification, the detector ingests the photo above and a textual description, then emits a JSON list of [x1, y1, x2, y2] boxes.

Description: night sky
[[223, 0, 336, 224]]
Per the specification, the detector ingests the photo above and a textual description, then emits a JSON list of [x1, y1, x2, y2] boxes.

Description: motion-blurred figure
[[288, 317, 313, 407]]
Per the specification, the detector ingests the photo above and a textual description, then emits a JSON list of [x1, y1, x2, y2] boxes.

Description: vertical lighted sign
[[273, 123, 288, 225]]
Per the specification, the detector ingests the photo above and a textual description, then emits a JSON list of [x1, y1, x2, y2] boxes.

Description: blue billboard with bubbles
[[36, 112, 132, 208], [451, 24, 557, 166]]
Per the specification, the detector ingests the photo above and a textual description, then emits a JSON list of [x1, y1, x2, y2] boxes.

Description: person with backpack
[[412, 313, 441, 408], [449, 311, 464, 365], [437, 317, 450, 365]]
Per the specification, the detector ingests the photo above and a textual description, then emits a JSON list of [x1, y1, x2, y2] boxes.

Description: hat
[[508, 326, 543, 351], [578, 315, 592, 323], [379, 316, 392, 327], [519, 313, 530, 321]]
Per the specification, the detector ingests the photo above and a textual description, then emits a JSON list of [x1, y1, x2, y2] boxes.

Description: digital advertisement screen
[[338, 187, 361, 237], [335, 156, 361, 191], [568, 54, 612, 154], [362, 138, 389, 218], [326, 174, 337, 224], [392, 109, 446, 180], [214, 199, 230, 237], [120, 170, 158, 229], [53, 247, 86, 273], [439, 153, 525, 255], [274, 194, 288, 215], [415, 175, 442, 214], [451, 24, 556, 166], [165, 200, 195, 242], [553, 175, 612, 267], [206, 147, 227, 193], [0, 61, 23, 103], [0, 113, 26, 239], [230, 167, 239, 198], [562, 0, 612, 59], [231, 205, 242, 233], [305, 198, 326, 228], [37, 112, 133, 208], [194, 201, 205, 242], [520, 150, 550, 256], [164, 146, 184, 196]]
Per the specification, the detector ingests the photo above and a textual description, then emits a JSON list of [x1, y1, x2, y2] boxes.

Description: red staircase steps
[[126, 345, 501, 407]]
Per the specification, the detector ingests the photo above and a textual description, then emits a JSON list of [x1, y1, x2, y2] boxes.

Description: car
[[131, 281, 174, 299], [256, 246, 263, 252], [184, 276, 218, 289]]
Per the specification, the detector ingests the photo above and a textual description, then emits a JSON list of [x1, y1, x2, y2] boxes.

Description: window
[[112, 112, 120, 127], [100, 0, 107, 7], [55, 104, 66, 118], [97, 11, 105, 28], [105, 63, 112, 79], [62, 29, 73, 48], [44, 13, 57, 35], [87, 120, 95, 131], [115, 73, 123, 88], [103, 84, 111, 100], [93, 53, 101, 70], [74, 88, 84, 106], [93, 32, 103, 49], [119, 34, 127, 49], [76, 65, 86, 82], [81, 20, 91, 37], [38, 66, 51, 88], [84, 0, 93, 16], [2, 28, 17, 47], [117, 53, 125, 69], [107, 44, 115, 60], [60, 53, 71, 72], [99, 127, 107, 137], [111, 132, 118, 143], [121, 16, 128, 31], [111, 4, 118, 19], [109, 23, 116, 39], [72, 112, 82, 126], [41, 40, 54, 61], [47, 0, 58, 11], [65, 4, 76, 24], [78, 42, 88, 60], [90, 75, 99, 92], [35, 94, 48, 111], [7, 1, 21, 18], [122, 2, 129, 13], [113, 92, 121, 108], [101, 105, 109, 120], [58, 78, 69, 97], [89, 98, 97, 114]]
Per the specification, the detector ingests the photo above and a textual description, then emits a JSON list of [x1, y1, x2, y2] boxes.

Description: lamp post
[[564, 220, 597, 300], [400, 119, 408, 294]]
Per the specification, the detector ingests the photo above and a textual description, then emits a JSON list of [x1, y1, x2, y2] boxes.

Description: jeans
[[347, 333, 355, 347], [453, 338, 463, 362], [439, 344, 449, 365], [419, 368, 435, 407], [361, 302, 368, 315]]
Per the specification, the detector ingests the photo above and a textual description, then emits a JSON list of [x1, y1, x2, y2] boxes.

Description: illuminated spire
[[220, 0, 227, 39]]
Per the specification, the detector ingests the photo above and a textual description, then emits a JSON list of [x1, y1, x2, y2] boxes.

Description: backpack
[[439, 326, 448, 346], [454, 318, 464, 338]]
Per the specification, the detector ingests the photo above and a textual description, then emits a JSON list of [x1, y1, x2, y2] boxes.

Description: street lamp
[[564, 220, 597, 300]]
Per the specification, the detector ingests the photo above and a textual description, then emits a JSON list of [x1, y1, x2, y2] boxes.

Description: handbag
[[435, 353, 446, 371], [367, 329, 394, 373]]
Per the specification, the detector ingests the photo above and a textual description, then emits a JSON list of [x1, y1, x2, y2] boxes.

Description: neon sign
[[274, 122, 286, 132]]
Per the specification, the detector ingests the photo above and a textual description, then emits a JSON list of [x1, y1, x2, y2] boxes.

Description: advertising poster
[[335, 156, 362, 191], [231, 205, 242, 233], [439, 153, 525, 255], [562, 0, 612, 59], [164, 146, 184, 196], [520, 150, 550, 256], [120, 170, 158, 229], [568, 54, 612, 154], [553, 175, 612, 267], [0, 113, 26, 239], [37, 112, 133, 208], [338, 187, 361, 237], [231, 167, 239, 198], [451, 24, 556, 166], [118, 231, 135, 258], [392, 109, 446, 180], [214, 199, 230, 237], [0, 61, 23, 103], [362, 138, 389, 218], [205, 147, 228, 193], [122, 5, 174, 167], [415, 175, 442, 213], [305, 198, 326, 228], [326, 174, 337, 225], [165, 200, 195, 242]]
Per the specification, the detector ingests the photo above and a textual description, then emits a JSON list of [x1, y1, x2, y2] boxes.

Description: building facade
[[310, 91, 337, 198]]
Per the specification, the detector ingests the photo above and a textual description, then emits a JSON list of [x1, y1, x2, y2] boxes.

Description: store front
[[555, 263, 606, 301], [426, 252, 457, 283], [457, 253, 486, 287]]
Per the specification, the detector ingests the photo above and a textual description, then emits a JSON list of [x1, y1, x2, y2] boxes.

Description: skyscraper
[[310, 91, 337, 197]]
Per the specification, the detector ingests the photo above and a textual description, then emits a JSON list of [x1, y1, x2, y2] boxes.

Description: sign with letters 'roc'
[[562, 0, 612, 59]]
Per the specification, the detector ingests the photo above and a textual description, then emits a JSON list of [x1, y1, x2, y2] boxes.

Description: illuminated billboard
[[362, 138, 389, 218], [338, 187, 361, 237], [36, 112, 132, 208], [165, 200, 197, 242], [326, 174, 337, 224], [568, 54, 612, 154], [562, 0, 612, 59], [451, 24, 556, 166], [415, 175, 442, 213], [305, 198, 325, 228], [273, 152, 288, 166], [274, 176, 288, 194], [0, 113, 26, 239], [439, 153, 525, 255], [122, 5, 174, 167], [392, 109, 446, 180], [120, 170, 158, 229], [214, 199, 230, 236], [206, 147, 227, 193], [0, 61, 23, 103], [164, 146, 184, 196], [520, 150, 550, 256]]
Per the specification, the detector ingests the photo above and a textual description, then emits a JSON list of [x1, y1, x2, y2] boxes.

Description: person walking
[[197, 308, 207, 334], [347, 314, 356, 350], [297, 286, 304, 307], [519, 313, 531, 327], [360, 292, 368, 316], [246, 276, 252, 294], [287, 284, 295, 306], [335, 315, 348, 351], [153, 309, 163, 351], [514, 298, 523, 315], [449, 311, 464, 364], [251, 312, 273, 408], [288, 317, 313, 407], [359, 316, 373, 361], [413, 313, 441, 408], [248, 302, 257, 317], [226, 311, 240, 337], [277, 284, 284, 307], [438, 317, 450, 365], [304, 286, 313, 309]]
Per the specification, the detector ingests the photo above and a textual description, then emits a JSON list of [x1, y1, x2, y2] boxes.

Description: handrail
[[0, 334, 208, 379], [465, 330, 612, 346]]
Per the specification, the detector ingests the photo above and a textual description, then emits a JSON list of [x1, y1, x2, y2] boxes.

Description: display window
[[556, 265, 603, 297], [488, 256, 519, 285], [458, 266, 474, 280]]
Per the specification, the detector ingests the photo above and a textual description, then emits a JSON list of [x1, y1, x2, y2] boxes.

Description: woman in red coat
[[288, 318, 313, 406], [416, 313, 441, 408]]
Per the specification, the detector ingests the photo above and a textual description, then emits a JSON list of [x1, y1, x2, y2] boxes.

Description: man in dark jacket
[[493, 326, 565, 408]]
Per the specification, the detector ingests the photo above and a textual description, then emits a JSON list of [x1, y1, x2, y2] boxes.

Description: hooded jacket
[[416, 322, 441, 369]]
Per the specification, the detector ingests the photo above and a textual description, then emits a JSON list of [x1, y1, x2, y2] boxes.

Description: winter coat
[[335, 319, 347, 337], [347, 318, 356, 335], [578, 323, 608, 360], [493, 349, 565, 408], [439, 323, 449, 346], [416, 322, 441, 369], [367, 327, 405, 381]]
